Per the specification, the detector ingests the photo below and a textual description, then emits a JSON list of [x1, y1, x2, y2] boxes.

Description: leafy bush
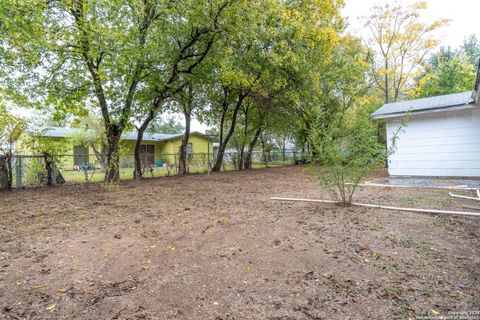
[[24, 157, 48, 186], [309, 105, 405, 205]]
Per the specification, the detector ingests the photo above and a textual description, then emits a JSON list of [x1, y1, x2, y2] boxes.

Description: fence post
[[16, 156, 22, 188], [293, 151, 296, 164]]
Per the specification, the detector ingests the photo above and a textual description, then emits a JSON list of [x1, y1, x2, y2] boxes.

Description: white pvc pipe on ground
[[448, 192, 480, 201], [271, 197, 480, 217]]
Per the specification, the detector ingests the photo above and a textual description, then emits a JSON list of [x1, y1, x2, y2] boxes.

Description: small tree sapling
[[310, 106, 406, 205]]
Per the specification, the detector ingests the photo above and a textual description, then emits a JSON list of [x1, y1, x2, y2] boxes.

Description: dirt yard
[[1, 166, 479, 319]]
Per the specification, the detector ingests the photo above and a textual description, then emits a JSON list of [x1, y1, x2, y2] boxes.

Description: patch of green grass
[[368, 222, 385, 231], [60, 162, 292, 184], [373, 254, 400, 273], [398, 195, 455, 208], [382, 232, 447, 261], [61, 167, 171, 183], [467, 294, 480, 306], [70, 211, 84, 221], [382, 233, 415, 248], [427, 215, 465, 233], [427, 216, 441, 227], [381, 285, 415, 316], [323, 274, 359, 295]]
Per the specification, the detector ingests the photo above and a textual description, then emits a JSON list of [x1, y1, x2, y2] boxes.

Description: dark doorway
[[140, 144, 155, 165], [73, 145, 89, 166]]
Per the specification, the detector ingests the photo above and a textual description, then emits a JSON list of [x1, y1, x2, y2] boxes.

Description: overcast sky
[[343, 0, 480, 49]]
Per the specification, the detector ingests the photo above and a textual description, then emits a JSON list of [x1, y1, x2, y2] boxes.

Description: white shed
[[371, 90, 480, 177]]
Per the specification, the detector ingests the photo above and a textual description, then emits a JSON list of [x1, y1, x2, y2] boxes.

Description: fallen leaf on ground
[[46, 304, 56, 311]]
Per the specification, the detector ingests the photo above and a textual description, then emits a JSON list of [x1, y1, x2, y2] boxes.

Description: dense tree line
[[412, 35, 480, 98], [0, 0, 346, 182], [1, 0, 478, 185]]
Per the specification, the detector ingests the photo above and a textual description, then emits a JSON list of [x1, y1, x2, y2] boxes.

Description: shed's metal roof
[[371, 91, 475, 119], [28, 126, 205, 142]]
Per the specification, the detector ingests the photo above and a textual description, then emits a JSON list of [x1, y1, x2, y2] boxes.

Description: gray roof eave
[[371, 102, 477, 120], [370, 91, 475, 120], [27, 126, 208, 142]]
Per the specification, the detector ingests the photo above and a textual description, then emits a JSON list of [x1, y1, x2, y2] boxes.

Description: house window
[[73, 145, 89, 166], [140, 144, 155, 164], [186, 143, 193, 156]]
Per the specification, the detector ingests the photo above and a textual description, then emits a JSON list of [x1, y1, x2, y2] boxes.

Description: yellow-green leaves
[[364, 1, 449, 102]]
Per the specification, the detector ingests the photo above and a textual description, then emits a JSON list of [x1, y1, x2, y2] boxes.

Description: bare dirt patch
[[1, 166, 479, 319]]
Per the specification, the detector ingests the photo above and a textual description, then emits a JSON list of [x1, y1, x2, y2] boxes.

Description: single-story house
[[371, 87, 480, 177], [20, 126, 211, 169]]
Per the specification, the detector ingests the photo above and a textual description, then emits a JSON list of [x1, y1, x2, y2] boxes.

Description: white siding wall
[[386, 107, 480, 177]]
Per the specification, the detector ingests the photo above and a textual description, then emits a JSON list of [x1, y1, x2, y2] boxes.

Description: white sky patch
[[160, 111, 209, 133]]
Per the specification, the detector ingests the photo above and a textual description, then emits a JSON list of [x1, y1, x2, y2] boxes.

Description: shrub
[[309, 106, 405, 205]]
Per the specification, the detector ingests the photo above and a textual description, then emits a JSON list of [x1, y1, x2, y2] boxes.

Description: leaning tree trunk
[[244, 127, 262, 170], [43, 153, 65, 186], [212, 93, 246, 172], [133, 110, 155, 179], [178, 111, 191, 175], [90, 141, 106, 172]]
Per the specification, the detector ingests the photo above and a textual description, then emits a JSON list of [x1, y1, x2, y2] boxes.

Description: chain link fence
[[2, 151, 298, 188]]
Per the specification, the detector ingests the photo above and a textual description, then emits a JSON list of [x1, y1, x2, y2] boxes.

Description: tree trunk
[[6, 155, 12, 188], [244, 127, 262, 170], [90, 141, 106, 172], [43, 153, 65, 186], [105, 132, 122, 183], [212, 93, 246, 172], [238, 147, 244, 170], [44, 153, 54, 186], [133, 130, 145, 180], [384, 59, 389, 103], [133, 111, 155, 179], [260, 137, 268, 167], [178, 111, 191, 174], [238, 106, 249, 171], [0, 156, 11, 189]]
